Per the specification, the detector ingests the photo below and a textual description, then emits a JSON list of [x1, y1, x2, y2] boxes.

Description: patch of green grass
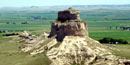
[[0, 35, 51, 65], [105, 44, 130, 60], [89, 30, 130, 42], [24, 54, 51, 65]]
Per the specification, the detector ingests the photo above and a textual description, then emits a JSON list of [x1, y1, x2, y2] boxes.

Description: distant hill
[[1, 5, 130, 12]]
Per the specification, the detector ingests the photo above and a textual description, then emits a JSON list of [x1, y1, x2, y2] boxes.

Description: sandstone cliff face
[[18, 8, 130, 65], [49, 8, 88, 42], [49, 21, 88, 41], [58, 8, 80, 22]]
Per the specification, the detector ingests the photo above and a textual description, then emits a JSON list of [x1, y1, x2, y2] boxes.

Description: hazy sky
[[1, 0, 130, 7]]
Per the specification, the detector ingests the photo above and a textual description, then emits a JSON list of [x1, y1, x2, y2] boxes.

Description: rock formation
[[57, 8, 81, 22], [18, 8, 130, 65], [49, 8, 88, 41]]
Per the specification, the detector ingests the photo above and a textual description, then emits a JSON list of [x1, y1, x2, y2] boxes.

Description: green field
[[0, 9, 130, 65]]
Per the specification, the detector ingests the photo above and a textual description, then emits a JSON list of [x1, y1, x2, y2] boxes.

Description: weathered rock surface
[[17, 8, 130, 65], [49, 8, 88, 41], [18, 31, 49, 52], [49, 21, 88, 41], [47, 36, 124, 65], [58, 8, 81, 22]]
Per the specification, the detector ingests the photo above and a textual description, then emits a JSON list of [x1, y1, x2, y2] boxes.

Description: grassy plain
[[0, 36, 51, 65], [106, 44, 130, 60]]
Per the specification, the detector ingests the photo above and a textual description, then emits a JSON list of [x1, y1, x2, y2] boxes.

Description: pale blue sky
[[1, 0, 130, 7]]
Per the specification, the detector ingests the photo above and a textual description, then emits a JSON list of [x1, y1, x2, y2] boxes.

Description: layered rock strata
[[49, 8, 88, 41]]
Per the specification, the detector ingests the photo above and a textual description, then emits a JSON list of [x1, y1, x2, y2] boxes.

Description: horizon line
[[1, 4, 130, 8]]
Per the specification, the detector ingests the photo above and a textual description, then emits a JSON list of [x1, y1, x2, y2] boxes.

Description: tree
[[2, 30, 6, 33], [99, 37, 111, 43], [13, 22, 16, 24], [21, 22, 28, 24], [6, 22, 10, 24], [116, 26, 118, 29], [99, 37, 128, 44], [123, 41, 128, 44], [109, 27, 112, 29]]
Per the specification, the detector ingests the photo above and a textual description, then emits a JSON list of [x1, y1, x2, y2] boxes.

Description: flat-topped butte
[[57, 8, 81, 22], [49, 8, 88, 41]]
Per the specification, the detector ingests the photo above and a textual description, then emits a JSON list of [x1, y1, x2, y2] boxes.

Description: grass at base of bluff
[[0, 35, 51, 65], [105, 44, 130, 60]]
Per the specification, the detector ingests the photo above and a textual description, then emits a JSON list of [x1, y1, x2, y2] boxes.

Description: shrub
[[2, 30, 6, 33], [13, 22, 16, 24], [21, 22, 28, 24], [6, 22, 10, 24], [123, 41, 128, 44], [99, 37, 111, 43]]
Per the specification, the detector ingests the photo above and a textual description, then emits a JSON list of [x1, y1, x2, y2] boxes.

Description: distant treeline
[[0, 30, 24, 33], [2, 33, 19, 36], [6, 21, 29, 24], [27, 15, 57, 20], [30, 16, 48, 20], [112, 18, 130, 20], [99, 37, 128, 44], [6, 22, 16, 24], [0, 30, 34, 33], [86, 14, 107, 16]]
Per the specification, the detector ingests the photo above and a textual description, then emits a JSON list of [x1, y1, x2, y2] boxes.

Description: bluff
[[17, 8, 129, 65], [49, 8, 88, 41]]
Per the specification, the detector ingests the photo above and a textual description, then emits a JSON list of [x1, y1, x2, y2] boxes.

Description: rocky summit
[[57, 8, 81, 22], [49, 8, 88, 41], [18, 8, 130, 65]]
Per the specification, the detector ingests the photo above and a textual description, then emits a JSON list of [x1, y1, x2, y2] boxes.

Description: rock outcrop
[[18, 31, 49, 52], [49, 8, 88, 41], [57, 8, 81, 22], [48, 21, 88, 41], [18, 8, 130, 65], [47, 36, 123, 65]]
